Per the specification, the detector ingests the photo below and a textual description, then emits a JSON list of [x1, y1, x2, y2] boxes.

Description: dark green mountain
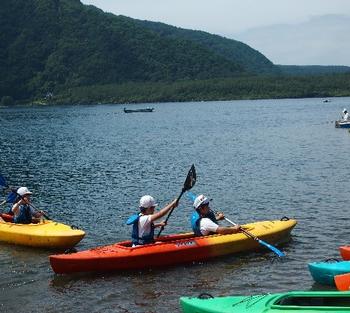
[[1, 0, 348, 104], [132, 19, 278, 75], [1, 0, 267, 101]]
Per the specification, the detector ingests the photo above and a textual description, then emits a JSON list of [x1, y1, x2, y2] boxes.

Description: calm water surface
[[1, 98, 350, 312]]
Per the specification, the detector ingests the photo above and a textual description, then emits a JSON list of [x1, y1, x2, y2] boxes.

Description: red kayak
[[335, 273, 350, 291], [49, 218, 296, 274], [340, 246, 350, 260]]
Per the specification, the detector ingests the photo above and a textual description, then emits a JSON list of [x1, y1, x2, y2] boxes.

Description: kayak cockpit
[[0, 213, 14, 223], [0, 213, 42, 224], [116, 232, 198, 248], [273, 295, 350, 307]]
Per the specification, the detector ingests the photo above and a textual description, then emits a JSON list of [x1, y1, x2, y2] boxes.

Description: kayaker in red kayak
[[191, 194, 240, 236], [11, 187, 44, 224], [127, 195, 178, 246]]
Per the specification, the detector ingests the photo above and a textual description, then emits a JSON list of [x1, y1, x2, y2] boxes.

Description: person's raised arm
[[11, 198, 27, 215], [150, 199, 177, 222]]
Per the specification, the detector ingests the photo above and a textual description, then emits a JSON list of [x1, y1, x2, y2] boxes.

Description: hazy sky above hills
[[81, 0, 350, 66]]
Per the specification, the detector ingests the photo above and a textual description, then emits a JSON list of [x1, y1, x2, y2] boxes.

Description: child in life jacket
[[127, 195, 177, 246], [191, 194, 240, 236]]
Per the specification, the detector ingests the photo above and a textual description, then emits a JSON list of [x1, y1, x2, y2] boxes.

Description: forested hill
[[133, 19, 278, 75], [1, 0, 275, 102]]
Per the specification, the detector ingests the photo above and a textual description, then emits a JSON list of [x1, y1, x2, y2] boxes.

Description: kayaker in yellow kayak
[[11, 187, 45, 224], [127, 195, 178, 246], [191, 194, 240, 236]]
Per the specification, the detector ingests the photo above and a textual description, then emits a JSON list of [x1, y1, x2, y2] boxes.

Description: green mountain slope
[[133, 19, 278, 74], [1, 0, 258, 101], [2, 0, 347, 105]]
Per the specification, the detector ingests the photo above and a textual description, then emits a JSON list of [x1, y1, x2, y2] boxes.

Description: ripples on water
[[1, 98, 350, 312]]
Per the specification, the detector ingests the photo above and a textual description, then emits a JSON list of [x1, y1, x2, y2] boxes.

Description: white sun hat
[[17, 187, 32, 196], [193, 194, 209, 210], [139, 195, 158, 209]]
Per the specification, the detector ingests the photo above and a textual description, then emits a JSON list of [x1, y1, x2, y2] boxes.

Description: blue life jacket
[[7, 205, 14, 215], [191, 210, 217, 236], [14, 205, 32, 224], [126, 213, 155, 245]]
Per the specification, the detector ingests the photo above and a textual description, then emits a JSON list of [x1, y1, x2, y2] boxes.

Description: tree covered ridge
[[1, 0, 252, 102], [133, 19, 278, 74], [1, 0, 349, 105], [53, 73, 350, 105]]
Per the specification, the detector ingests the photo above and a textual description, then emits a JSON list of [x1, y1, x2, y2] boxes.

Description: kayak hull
[[50, 218, 296, 274], [335, 120, 350, 128], [308, 260, 350, 286], [335, 273, 350, 291], [340, 246, 350, 260], [180, 291, 350, 313], [0, 218, 85, 249]]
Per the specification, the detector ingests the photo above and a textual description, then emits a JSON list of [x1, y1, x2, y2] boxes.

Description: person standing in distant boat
[[11, 187, 44, 224], [127, 195, 178, 246], [191, 194, 240, 236], [343, 109, 349, 121]]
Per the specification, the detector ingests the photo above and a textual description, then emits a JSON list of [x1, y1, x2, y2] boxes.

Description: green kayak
[[180, 291, 350, 313]]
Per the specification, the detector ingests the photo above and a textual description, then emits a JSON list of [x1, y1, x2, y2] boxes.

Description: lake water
[[1, 97, 350, 312]]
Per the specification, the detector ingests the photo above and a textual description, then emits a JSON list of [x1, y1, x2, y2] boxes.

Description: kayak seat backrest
[[0, 213, 14, 223], [276, 296, 350, 307]]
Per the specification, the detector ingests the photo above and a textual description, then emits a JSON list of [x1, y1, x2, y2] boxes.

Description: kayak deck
[[180, 291, 350, 313]]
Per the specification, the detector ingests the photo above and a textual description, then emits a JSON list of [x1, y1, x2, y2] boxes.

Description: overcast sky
[[81, 0, 350, 66]]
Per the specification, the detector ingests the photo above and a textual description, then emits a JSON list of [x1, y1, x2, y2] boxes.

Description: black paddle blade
[[183, 164, 196, 192]]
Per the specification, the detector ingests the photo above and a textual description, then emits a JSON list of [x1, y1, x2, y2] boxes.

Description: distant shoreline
[[5, 73, 348, 106]]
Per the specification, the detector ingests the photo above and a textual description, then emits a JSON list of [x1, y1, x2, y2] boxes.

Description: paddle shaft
[[210, 210, 255, 239], [156, 189, 185, 238], [224, 214, 285, 256], [165, 190, 184, 222], [27, 201, 51, 220], [223, 215, 258, 241], [156, 165, 196, 238], [12, 195, 51, 220]]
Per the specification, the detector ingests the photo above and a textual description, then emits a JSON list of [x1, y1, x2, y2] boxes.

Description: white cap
[[193, 194, 209, 210], [343, 108, 347, 113], [17, 187, 32, 196], [139, 195, 157, 209]]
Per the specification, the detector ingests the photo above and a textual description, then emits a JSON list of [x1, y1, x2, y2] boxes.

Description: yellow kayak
[[0, 214, 85, 248]]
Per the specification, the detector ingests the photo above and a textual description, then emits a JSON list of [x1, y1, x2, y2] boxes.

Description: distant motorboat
[[335, 120, 350, 128], [123, 107, 154, 113]]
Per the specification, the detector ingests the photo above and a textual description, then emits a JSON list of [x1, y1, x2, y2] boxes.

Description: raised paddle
[[0, 174, 51, 220], [187, 191, 285, 257], [156, 164, 197, 238]]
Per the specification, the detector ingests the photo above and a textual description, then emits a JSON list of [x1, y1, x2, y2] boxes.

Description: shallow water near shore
[[1, 97, 350, 312]]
